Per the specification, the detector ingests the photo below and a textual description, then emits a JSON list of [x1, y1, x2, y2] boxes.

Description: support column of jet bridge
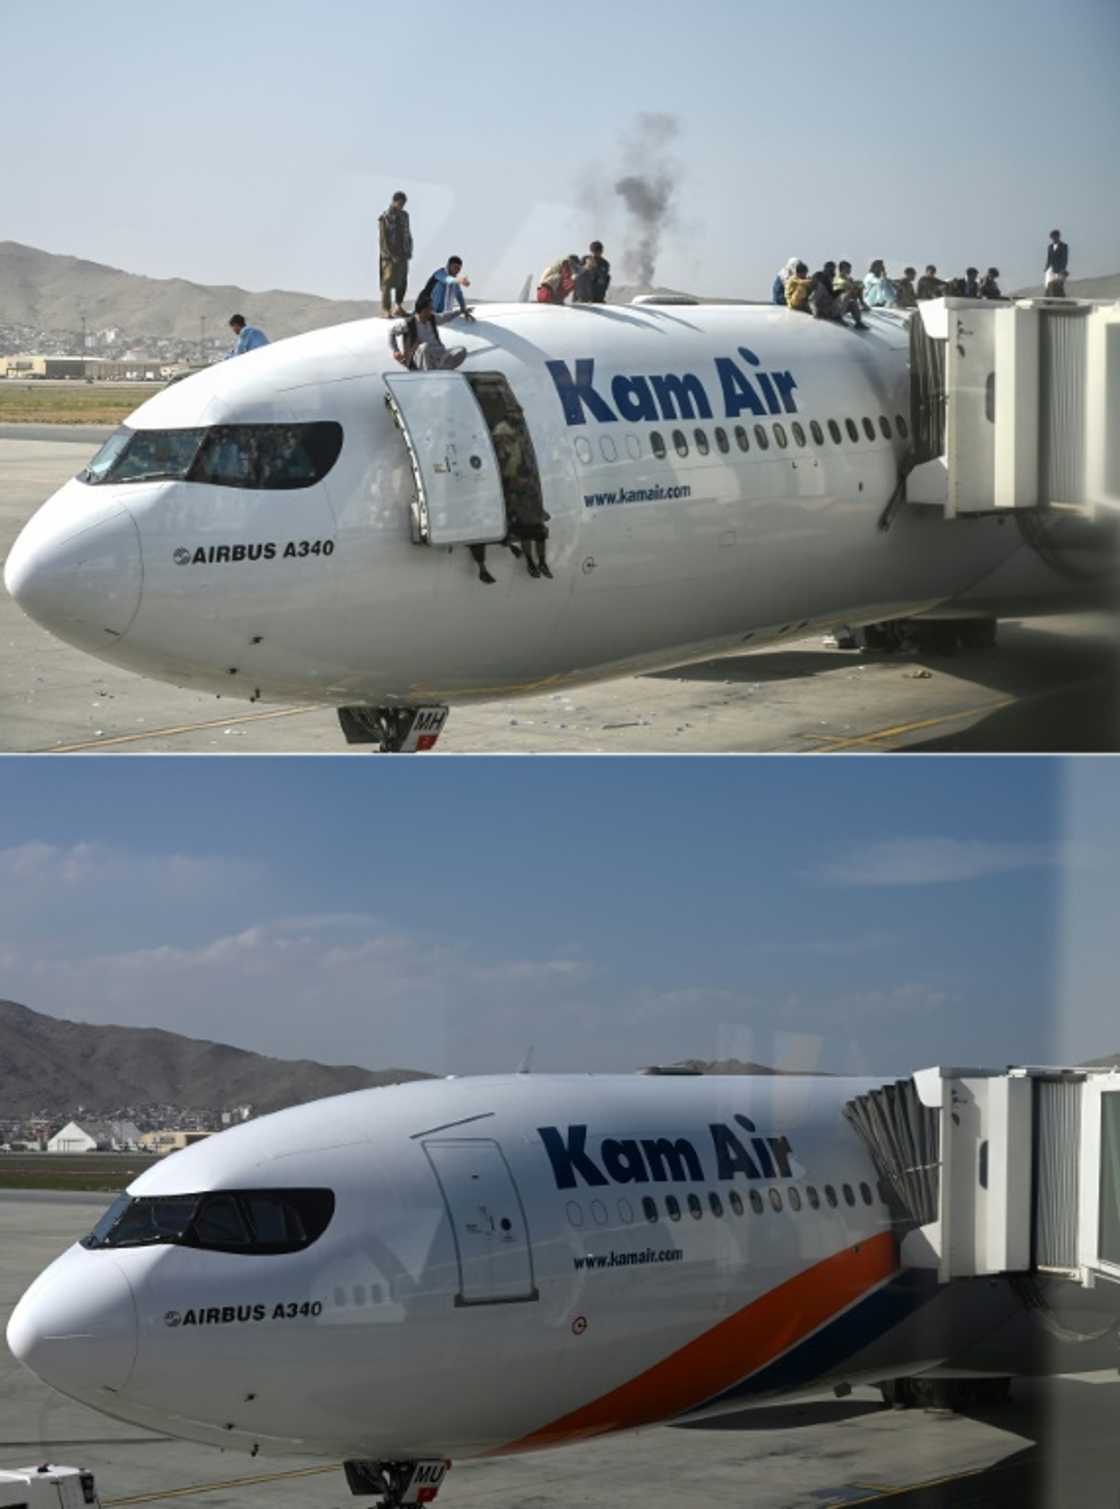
[[904, 298, 1120, 520]]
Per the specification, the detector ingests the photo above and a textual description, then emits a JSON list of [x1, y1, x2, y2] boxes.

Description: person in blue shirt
[[225, 314, 270, 358], [419, 258, 471, 316]]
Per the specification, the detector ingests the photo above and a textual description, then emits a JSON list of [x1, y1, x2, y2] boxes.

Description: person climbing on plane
[[492, 415, 551, 580]]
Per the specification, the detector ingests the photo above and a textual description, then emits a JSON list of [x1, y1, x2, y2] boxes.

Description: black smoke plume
[[614, 113, 681, 287]]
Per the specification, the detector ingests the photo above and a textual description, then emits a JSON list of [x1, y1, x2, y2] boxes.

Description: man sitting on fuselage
[[389, 292, 473, 371]]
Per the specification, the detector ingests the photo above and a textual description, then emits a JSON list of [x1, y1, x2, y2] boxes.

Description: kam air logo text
[[546, 347, 799, 427], [538, 1118, 800, 1191]]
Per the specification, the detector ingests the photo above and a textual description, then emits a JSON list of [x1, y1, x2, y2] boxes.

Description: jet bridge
[[905, 298, 1120, 520], [845, 1065, 1120, 1290]]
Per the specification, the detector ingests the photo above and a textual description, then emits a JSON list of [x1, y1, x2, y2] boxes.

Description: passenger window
[[599, 436, 618, 462], [650, 431, 667, 459], [734, 425, 750, 452], [842, 1184, 856, 1207], [896, 414, 910, 439], [618, 1199, 634, 1224], [806, 1185, 820, 1210], [753, 424, 770, 451], [860, 1182, 873, 1206], [749, 1190, 764, 1214], [673, 430, 689, 458], [666, 1195, 682, 1222], [825, 1185, 838, 1208], [566, 1201, 584, 1228], [729, 1189, 744, 1216], [788, 1187, 802, 1212], [714, 427, 730, 454], [879, 416, 893, 439], [694, 429, 710, 456], [845, 419, 860, 442], [862, 417, 876, 442], [590, 1199, 608, 1226], [809, 420, 824, 445], [773, 423, 788, 449], [768, 1188, 783, 1212], [687, 1193, 703, 1220], [642, 1196, 658, 1223], [709, 1192, 724, 1218], [791, 422, 806, 448], [827, 420, 842, 444]]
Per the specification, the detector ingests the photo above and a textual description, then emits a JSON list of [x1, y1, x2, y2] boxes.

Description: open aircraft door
[[423, 1139, 539, 1306], [384, 373, 508, 546]]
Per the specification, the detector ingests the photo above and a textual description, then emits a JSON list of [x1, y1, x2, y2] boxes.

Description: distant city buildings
[[0, 1102, 252, 1153], [0, 319, 225, 369]]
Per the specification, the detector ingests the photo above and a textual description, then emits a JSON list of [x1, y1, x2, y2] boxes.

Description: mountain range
[[0, 998, 430, 1118]]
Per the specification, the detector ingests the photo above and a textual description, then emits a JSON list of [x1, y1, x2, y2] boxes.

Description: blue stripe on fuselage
[[697, 1267, 940, 1410]]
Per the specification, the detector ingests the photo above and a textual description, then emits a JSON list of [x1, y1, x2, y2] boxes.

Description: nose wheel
[[337, 705, 450, 753], [343, 1459, 450, 1506]]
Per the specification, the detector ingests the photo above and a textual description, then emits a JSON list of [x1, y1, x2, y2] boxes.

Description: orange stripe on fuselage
[[496, 1230, 896, 1454]]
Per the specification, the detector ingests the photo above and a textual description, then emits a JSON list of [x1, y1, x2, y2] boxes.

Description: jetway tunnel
[[903, 295, 1120, 522], [844, 1065, 1120, 1289]]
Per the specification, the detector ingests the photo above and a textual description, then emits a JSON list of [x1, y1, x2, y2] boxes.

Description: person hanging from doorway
[[492, 415, 551, 580], [389, 292, 474, 371]]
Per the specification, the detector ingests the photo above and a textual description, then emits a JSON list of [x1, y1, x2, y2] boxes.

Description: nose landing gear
[[337, 705, 450, 753], [343, 1459, 450, 1506]]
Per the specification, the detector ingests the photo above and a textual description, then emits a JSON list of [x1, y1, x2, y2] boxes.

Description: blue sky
[[5, 0, 1118, 304], [0, 758, 1113, 1078]]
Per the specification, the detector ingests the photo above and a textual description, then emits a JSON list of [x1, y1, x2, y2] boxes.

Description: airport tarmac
[[1, 434, 1117, 755], [2, 1193, 1117, 1509]]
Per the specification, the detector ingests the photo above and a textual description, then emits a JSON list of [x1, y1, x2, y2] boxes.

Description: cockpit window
[[190, 424, 343, 490], [79, 423, 343, 491], [81, 1187, 334, 1255]]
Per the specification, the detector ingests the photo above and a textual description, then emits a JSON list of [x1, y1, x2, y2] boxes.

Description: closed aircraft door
[[423, 1139, 539, 1306], [383, 373, 508, 546]]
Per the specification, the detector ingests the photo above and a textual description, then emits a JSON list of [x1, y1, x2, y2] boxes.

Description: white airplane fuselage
[[4, 304, 1097, 715], [8, 1073, 1116, 1470]]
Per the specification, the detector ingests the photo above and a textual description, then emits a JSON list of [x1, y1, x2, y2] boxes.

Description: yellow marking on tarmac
[[802, 697, 1017, 751], [103, 1463, 338, 1506], [834, 1462, 994, 1503], [45, 706, 321, 753]]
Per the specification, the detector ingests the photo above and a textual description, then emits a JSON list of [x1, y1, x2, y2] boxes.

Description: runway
[[2, 1195, 1117, 1508], [2, 434, 1117, 755]]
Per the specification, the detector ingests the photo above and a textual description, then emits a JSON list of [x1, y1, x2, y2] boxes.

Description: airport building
[[46, 1118, 142, 1153], [2, 354, 182, 381], [137, 1128, 213, 1153]]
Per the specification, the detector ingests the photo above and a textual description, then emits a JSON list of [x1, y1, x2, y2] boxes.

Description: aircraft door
[[383, 373, 508, 546], [423, 1139, 539, 1306]]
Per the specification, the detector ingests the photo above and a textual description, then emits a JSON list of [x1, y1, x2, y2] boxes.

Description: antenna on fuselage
[[516, 1046, 535, 1074], [516, 273, 533, 303]]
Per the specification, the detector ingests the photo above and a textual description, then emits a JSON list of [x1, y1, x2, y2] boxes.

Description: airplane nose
[[7, 1247, 138, 1395], [4, 489, 143, 648]]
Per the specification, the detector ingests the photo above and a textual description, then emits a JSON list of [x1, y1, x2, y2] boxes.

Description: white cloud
[[0, 840, 264, 905], [813, 837, 1092, 888]]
